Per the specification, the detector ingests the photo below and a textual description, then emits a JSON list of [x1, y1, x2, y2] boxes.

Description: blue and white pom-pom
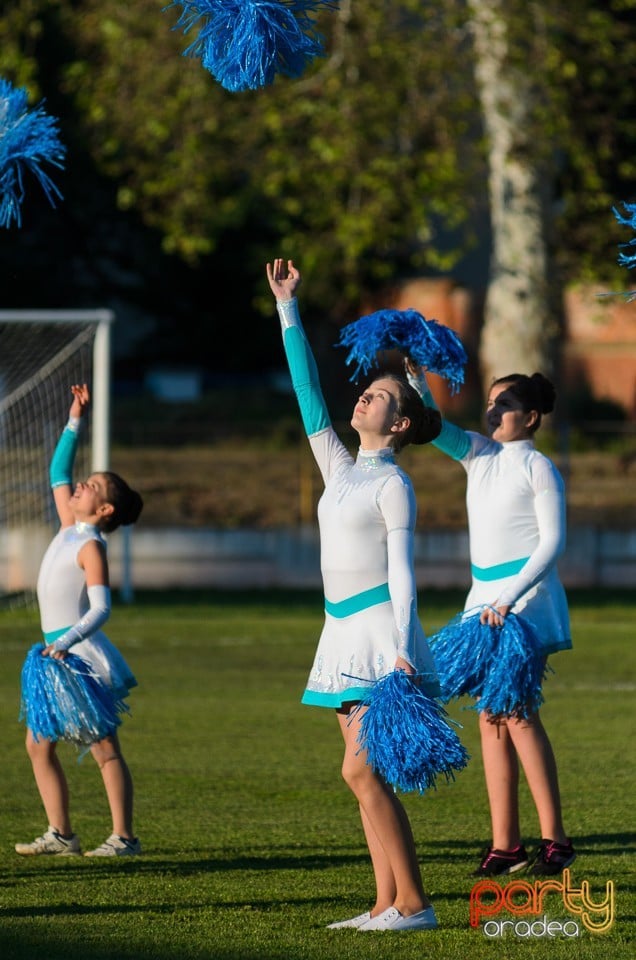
[[165, 0, 336, 92], [19, 644, 128, 747], [336, 308, 468, 394], [428, 609, 546, 718], [613, 202, 636, 270], [609, 202, 636, 300], [0, 78, 66, 229], [352, 670, 469, 794]]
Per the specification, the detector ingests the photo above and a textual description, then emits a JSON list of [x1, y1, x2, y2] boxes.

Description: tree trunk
[[468, 0, 559, 390]]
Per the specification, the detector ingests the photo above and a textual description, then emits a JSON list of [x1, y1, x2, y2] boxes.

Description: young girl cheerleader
[[266, 258, 465, 932], [15, 384, 143, 858], [407, 362, 575, 877]]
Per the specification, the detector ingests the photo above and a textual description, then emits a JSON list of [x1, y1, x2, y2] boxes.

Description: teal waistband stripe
[[471, 557, 530, 581], [43, 627, 69, 643], [302, 686, 371, 708], [325, 582, 391, 619]]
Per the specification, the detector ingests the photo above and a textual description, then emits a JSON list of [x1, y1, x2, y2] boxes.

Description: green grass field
[[1, 588, 634, 960]]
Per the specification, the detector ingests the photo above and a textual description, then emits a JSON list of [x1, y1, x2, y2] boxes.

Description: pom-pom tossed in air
[[429, 609, 546, 718], [598, 201, 636, 301], [19, 644, 128, 746], [0, 77, 66, 229], [613, 201, 636, 270], [353, 670, 469, 794], [166, 0, 336, 92], [336, 308, 468, 394]]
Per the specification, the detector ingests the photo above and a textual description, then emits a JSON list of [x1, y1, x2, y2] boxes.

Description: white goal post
[[0, 309, 134, 603]]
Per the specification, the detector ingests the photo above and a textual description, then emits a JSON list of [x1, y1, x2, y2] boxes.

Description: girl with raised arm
[[16, 384, 143, 858], [267, 258, 449, 932]]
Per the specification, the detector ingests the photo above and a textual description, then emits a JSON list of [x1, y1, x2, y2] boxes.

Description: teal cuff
[[432, 420, 471, 461], [49, 426, 79, 488], [283, 326, 331, 436]]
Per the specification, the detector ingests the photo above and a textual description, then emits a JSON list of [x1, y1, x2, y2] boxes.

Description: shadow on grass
[[1, 835, 632, 960], [4, 831, 633, 883], [423, 831, 636, 859]]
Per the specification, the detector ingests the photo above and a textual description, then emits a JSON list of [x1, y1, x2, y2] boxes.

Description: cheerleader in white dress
[[267, 258, 449, 933], [16, 384, 144, 859], [408, 363, 575, 878]]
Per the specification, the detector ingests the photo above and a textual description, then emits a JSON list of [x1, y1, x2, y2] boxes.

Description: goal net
[[0, 310, 112, 606]]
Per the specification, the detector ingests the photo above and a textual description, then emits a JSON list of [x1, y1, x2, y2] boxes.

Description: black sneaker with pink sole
[[528, 839, 576, 875], [472, 844, 529, 876]]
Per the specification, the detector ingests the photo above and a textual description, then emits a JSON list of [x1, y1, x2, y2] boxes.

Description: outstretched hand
[[70, 383, 90, 419], [404, 357, 425, 378], [266, 258, 301, 301]]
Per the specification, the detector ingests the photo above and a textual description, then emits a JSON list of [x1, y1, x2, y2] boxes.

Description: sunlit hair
[[490, 372, 556, 434], [370, 373, 442, 452], [95, 472, 144, 534]]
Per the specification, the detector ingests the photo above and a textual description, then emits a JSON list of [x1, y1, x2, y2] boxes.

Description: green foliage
[[52, 0, 478, 315], [1, 1, 636, 321], [544, 0, 636, 285], [0, 589, 634, 959]]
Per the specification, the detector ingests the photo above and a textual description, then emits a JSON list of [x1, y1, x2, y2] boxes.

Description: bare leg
[[479, 713, 521, 850], [506, 712, 568, 843], [90, 733, 135, 838], [357, 798, 396, 912], [337, 708, 430, 917], [25, 730, 73, 836]]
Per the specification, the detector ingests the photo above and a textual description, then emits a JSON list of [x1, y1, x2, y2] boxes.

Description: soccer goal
[[0, 309, 113, 605]]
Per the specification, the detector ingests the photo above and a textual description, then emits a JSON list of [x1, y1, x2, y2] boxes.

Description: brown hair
[[491, 372, 556, 434], [372, 373, 442, 452], [97, 472, 144, 534]]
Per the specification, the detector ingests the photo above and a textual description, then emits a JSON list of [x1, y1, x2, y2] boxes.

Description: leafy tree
[[467, 0, 636, 385], [57, 0, 477, 314], [1, 0, 635, 386]]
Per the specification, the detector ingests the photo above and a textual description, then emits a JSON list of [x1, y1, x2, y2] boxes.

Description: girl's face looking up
[[351, 378, 404, 441], [70, 473, 113, 523]]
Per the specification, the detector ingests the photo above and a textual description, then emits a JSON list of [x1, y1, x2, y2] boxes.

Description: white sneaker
[[358, 905, 438, 931], [84, 834, 142, 857], [327, 911, 372, 929], [15, 826, 81, 856]]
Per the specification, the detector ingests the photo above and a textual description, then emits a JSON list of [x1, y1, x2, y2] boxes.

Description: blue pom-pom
[[336, 308, 468, 394], [598, 203, 636, 299], [19, 644, 129, 746], [429, 609, 546, 718], [353, 670, 470, 794], [613, 201, 636, 270], [0, 77, 66, 229], [165, 0, 336, 92]]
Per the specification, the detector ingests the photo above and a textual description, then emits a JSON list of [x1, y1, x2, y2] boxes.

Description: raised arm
[[405, 360, 471, 462], [50, 384, 90, 528], [266, 258, 332, 441]]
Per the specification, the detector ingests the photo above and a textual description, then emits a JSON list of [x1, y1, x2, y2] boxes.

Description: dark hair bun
[[529, 373, 556, 415], [411, 407, 442, 445], [121, 490, 144, 527]]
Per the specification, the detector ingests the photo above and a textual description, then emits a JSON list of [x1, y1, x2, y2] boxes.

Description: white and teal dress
[[276, 297, 440, 708]]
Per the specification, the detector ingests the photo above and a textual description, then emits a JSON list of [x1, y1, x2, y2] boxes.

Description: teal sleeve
[[407, 371, 471, 461], [282, 323, 331, 438], [49, 424, 79, 488], [433, 420, 472, 461]]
